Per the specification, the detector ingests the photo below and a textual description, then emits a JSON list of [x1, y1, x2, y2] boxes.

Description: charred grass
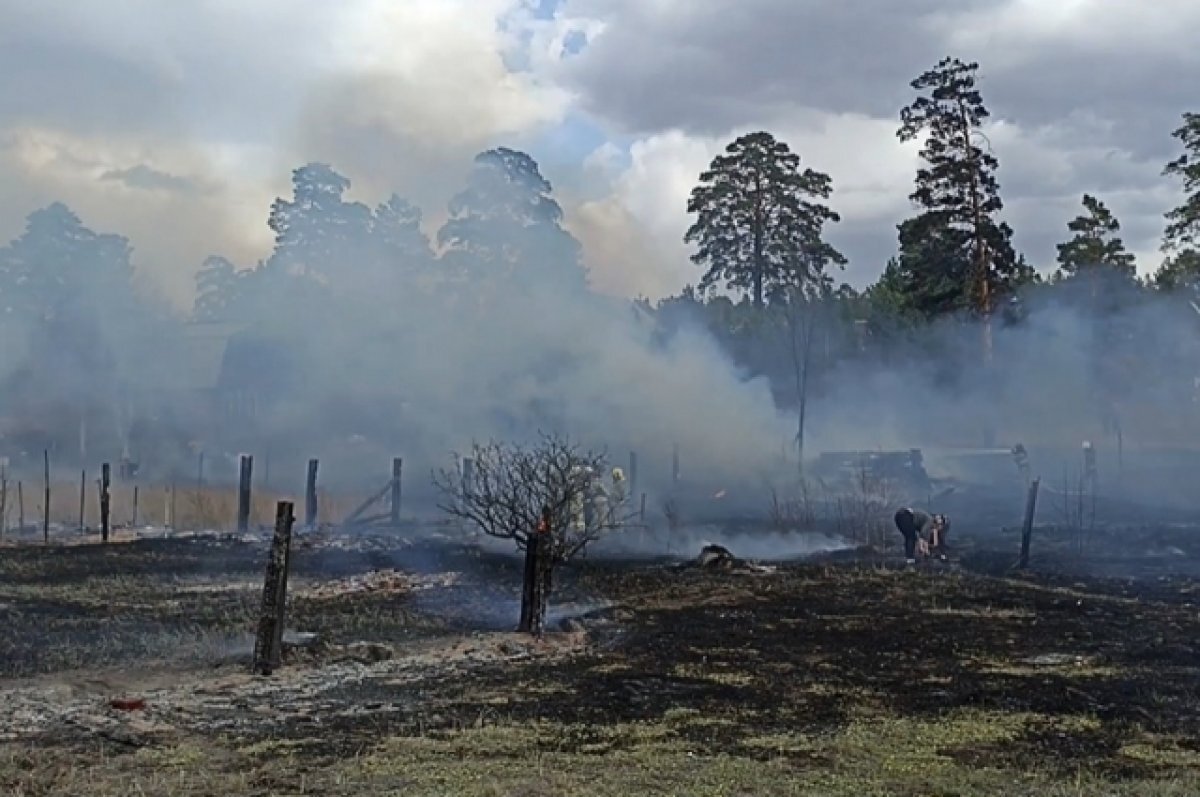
[[4, 537, 1200, 794]]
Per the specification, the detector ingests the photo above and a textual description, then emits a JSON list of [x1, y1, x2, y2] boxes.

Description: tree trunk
[[533, 557, 553, 636], [532, 537, 554, 638], [518, 535, 538, 633], [753, 172, 765, 308]]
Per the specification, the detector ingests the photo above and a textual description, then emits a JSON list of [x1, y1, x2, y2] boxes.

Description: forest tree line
[[0, 56, 1197, 461]]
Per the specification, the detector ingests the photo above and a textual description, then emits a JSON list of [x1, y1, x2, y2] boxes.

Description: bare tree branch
[[432, 432, 635, 564]]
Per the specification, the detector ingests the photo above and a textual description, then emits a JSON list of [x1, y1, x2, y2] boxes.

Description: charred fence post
[[78, 469, 86, 532], [628, 451, 638, 502], [390, 457, 402, 525], [132, 485, 139, 528], [253, 501, 296, 676], [100, 463, 111, 543], [1017, 477, 1041, 570], [237, 455, 253, 533], [0, 460, 7, 540], [305, 459, 319, 530], [42, 450, 50, 544]]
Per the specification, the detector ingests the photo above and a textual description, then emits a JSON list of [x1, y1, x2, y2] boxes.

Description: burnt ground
[[3, 523, 1200, 795]]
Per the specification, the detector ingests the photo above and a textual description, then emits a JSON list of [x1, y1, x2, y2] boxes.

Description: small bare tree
[[433, 433, 631, 632]]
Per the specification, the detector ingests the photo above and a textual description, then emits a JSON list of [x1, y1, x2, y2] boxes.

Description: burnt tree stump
[[237, 455, 253, 533], [253, 501, 296, 675]]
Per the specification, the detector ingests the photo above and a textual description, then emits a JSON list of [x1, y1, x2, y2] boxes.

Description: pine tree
[[892, 57, 1031, 319], [1055, 194, 1136, 279], [1163, 112, 1200, 252], [437, 148, 585, 296], [193, 256, 243, 322], [685, 131, 845, 308], [1154, 113, 1200, 293]]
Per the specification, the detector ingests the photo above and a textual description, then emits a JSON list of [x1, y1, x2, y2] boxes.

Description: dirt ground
[[3, 521, 1200, 796]]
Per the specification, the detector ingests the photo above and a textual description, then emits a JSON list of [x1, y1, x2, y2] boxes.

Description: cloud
[[555, 0, 996, 134], [0, 0, 572, 305], [550, 0, 1194, 289], [0, 126, 271, 307], [99, 164, 207, 195], [0, 0, 1194, 305]]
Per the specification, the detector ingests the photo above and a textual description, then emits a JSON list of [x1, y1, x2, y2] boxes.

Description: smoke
[[0, 156, 796, 510], [802, 274, 1200, 512], [3, 143, 1200, 535]]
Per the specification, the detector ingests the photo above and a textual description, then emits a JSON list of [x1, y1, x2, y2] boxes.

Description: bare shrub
[[433, 432, 634, 629]]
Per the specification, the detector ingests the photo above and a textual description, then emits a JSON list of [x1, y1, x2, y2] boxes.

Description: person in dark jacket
[[894, 507, 949, 564]]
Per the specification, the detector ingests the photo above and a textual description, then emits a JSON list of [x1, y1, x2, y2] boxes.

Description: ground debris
[[301, 569, 461, 600]]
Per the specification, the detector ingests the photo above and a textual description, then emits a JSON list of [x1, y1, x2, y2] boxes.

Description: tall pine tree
[[685, 131, 845, 308], [437, 148, 585, 297], [1154, 112, 1200, 292], [892, 58, 1032, 320]]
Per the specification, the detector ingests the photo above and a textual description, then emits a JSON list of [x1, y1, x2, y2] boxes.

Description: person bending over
[[893, 507, 950, 565]]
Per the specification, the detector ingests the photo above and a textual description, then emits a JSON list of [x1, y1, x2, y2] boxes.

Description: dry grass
[[0, 482, 385, 534], [5, 712, 1200, 797]]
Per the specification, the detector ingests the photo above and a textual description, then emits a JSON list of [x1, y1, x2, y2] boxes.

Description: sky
[[0, 0, 1196, 307]]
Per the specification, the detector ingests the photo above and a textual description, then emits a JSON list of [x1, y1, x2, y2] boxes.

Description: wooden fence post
[[100, 463, 111, 543], [305, 458, 319, 529], [1018, 477, 1041, 570], [79, 469, 86, 532], [237, 454, 253, 533], [42, 450, 50, 544], [253, 501, 296, 675], [390, 458, 403, 525]]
